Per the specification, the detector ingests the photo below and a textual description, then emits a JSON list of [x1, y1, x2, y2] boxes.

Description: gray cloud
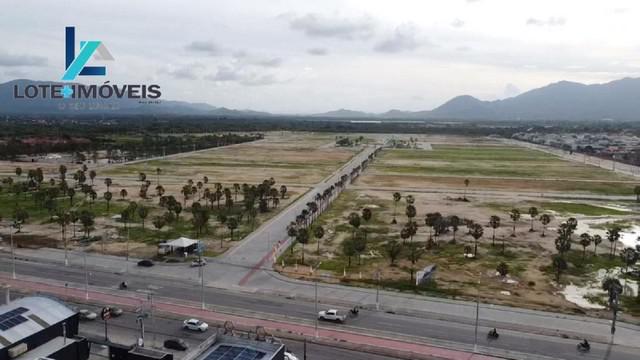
[[185, 40, 223, 55], [526, 17, 566, 26], [374, 25, 421, 53], [0, 50, 47, 67], [206, 65, 281, 86], [288, 13, 376, 40], [307, 48, 328, 56], [451, 19, 465, 28], [161, 63, 204, 80], [254, 57, 283, 67]]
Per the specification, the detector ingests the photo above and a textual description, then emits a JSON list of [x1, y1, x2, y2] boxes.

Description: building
[[0, 296, 89, 360], [195, 334, 285, 360], [157, 237, 201, 255]]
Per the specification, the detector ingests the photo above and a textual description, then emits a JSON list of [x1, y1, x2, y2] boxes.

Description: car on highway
[[190, 258, 207, 267], [108, 306, 123, 317], [183, 318, 208, 332], [164, 338, 188, 351], [318, 309, 346, 323], [137, 259, 154, 267], [78, 309, 97, 321], [284, 351, 300, 360]]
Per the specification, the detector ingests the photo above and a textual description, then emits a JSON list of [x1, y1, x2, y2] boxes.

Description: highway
[[2, 259, 637, 360]]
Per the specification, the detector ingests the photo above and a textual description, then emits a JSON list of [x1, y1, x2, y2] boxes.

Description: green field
[[365, 144, 637, 195]]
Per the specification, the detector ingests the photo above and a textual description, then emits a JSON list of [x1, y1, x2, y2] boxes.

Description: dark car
[[164, 338, 188, 351], [137, 259, 154, 267]]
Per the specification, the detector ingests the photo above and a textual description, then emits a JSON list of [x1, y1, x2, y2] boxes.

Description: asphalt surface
[[69, 301, 402, 360], [3, 259, 638, 360]]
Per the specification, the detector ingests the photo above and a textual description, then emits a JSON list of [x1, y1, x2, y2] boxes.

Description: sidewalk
[[1, 273, 501, 360], [5, 247, 640, 348]]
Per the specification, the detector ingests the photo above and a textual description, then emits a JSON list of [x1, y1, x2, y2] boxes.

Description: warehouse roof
[[0, 296, 75, 349]]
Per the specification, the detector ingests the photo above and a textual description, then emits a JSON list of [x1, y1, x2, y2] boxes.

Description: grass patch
[[538, 202, 630, 216]]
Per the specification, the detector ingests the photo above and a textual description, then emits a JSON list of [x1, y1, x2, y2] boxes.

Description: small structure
[[416, 264, 437, 286], [157, 237, 200, 255], [0, 296, 89, 360], [195, 334, 285, 360]]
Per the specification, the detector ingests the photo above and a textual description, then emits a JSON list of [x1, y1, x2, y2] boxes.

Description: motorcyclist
[[350, 306, 359, 315], [119, 281, 128, 289], [579, 339, 590, 350], [488, 328, 498, 338]]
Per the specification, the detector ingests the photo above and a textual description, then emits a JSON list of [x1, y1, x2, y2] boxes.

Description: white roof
[[166, 237, 199, 248], [0, 297, 75, 349]]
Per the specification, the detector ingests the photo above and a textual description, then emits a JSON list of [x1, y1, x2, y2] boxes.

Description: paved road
[[221, 145, 380, 285], [2, 260, 638, 360], [74, 305, 401, 360]]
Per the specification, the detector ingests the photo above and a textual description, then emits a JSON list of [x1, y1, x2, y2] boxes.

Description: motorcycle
[[349, 306, 359, 317], [119, 281, 128, 290], [487, 328, 499, 339], [577, 340, 590, 352]]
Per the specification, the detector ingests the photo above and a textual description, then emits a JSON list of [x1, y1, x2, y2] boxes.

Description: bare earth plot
[[0, 132, 359, 259], [359, 140, 637, 195], [278, 136, 640, 319]]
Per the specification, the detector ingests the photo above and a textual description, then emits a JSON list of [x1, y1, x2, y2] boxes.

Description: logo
[[13, 26, 162, 106], [62, 26, 114, 81]]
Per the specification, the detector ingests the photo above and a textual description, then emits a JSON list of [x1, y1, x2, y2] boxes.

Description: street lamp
[[312, 262, 323, 338], [10, 220, 19, 279], [473, 273, 481, 353], [375, 269, 381, 311]]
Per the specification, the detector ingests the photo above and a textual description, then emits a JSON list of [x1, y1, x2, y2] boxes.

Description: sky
[[1, 0, 640, 114]]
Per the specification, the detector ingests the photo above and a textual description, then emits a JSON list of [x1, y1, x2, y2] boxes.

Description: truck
[[318, 309, 346, 323]]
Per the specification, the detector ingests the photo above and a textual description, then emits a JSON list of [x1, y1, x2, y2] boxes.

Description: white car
[[183, 318, 208, 332], [318, 309, 346, 323], [78, 309, 97, 321], [190, 259, 207, 267], [284, 351, 300, 360]]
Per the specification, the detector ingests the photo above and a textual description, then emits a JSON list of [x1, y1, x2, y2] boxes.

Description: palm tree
[[361, 207, 372, 241], [406, 242, 424, 282], [489, 215, 500, 247], [67, 188, 75, 205], [58, 165, 67, 181], [470, 223, 483, 257], [385, 239, 402, 266], [227, 217, 238, 241], [405, 194, 415, 205], [635, 185, 640, 202], [314, 225, 325, 254], [449, 215, 460, 243], [348, 212, 361, 242], [296, 229, 310, 264], [343, 239, 357, 267], [607, 227, 621, 258], [233, 183, 240, 201], [405, 204, 416, 225], [155, 167, 161, 185], [104, 177, 112, 192], [579, 233, 592, 260], [509, 209, 520, 237], [15, 167, 22, 178], [89, 170, 97, 186], [120, 188, 128, 200], [620, 248, 639, 273], [103, 191, 113, 212], [593, 234, 603, 256], [528, 207, 538, 232], [463, 178, 470, 200], [279, 185, 288, 199], [497, 262, 509, 277], [138, 206, 149, 230], [540, 214, 551, 237], [56, 211, 71, 264], [392, 192, 401, 224]]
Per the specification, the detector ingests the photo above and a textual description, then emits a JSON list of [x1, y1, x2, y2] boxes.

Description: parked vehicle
[[190, 259, 207, 267], [183, 318, 208, 332], [318, 309, 346, 323], [284, 351, 300, 360], [109, 307, 123, 317], [137, 259, 154, 267], [164, 338, 188, 351], [78, 309, 97, 321]]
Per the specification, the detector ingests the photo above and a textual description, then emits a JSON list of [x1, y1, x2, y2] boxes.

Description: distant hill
[[0, 79, 272, 117], [3, 77, 640, 120], [311, 108, 375, 118]]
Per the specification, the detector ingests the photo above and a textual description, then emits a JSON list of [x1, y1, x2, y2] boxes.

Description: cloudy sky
[[2, 0, 640, 113]]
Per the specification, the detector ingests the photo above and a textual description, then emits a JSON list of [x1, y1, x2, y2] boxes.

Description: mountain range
[[2, 77, 640, 121]]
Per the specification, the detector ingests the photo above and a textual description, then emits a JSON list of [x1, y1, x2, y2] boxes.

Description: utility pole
[[84, 252, 89, 300], [473, 275, 480, 353], [126, 227, 130, 274], [136, 315, 146, 347], [200, 265, 205, 310], [375, 270, 381, 311], [10, 222, 16, 279]]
